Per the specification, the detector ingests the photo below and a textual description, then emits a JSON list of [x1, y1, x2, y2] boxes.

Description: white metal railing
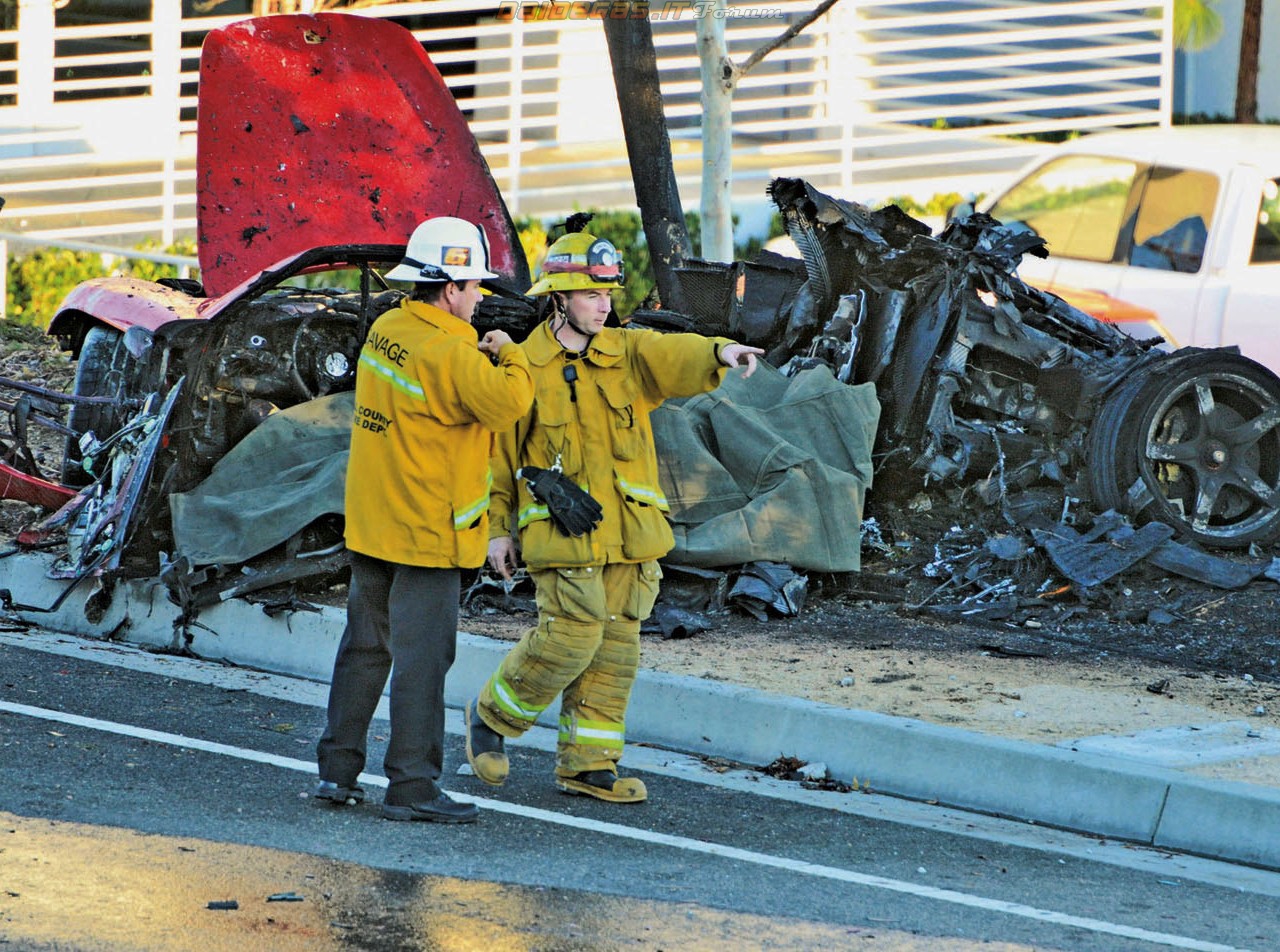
[[0, 0, 1170, 256]]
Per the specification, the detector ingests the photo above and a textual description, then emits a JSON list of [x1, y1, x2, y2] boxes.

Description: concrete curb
[[3, 551, 1277, 871]]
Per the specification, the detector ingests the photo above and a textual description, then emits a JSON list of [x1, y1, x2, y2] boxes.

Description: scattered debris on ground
[[758, 755, 864, 793]]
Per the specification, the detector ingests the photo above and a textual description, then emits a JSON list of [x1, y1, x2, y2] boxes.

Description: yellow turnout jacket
[[490, 321, 731, 568], [345, 299, 534, 568]]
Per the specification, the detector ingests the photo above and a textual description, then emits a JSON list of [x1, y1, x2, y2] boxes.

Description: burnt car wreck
[[643, 177, 1280, 621], [4, 173, 1279, 630], [1, 12, 1278, 635], [711, 181, 1280, 621], [661, 178, 1280, 553]]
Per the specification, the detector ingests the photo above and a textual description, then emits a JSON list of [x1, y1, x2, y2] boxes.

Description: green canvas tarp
[[654, 363, 879, 572], [169, 364, 880, 572], [169, 392, 353, 567]]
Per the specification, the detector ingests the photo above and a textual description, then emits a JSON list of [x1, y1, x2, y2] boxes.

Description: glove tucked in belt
[[518, 466, 603, 537]]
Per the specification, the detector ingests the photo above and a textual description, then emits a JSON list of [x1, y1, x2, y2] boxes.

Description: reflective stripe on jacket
[[490, 321, 730, 568], [345, 299, 533, 567]]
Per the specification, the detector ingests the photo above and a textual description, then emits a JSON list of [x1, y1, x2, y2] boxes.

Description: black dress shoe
[[381, 791, 478, 824], [315, 780, 365, 805]]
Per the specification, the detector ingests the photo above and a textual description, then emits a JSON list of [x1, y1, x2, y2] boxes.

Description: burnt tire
[[62, 325, 134, 486], [1086, 349, 1280, 549]]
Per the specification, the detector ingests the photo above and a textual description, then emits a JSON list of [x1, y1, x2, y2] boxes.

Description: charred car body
[[658, 178, 1280, 552], [1, 13, 1278, 620]]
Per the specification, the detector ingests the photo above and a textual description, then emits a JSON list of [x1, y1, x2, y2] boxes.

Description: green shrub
[[878, 192, 973, 219], [4, 240, 201, 326], [5, 248, 105, 326], [515, 216, 550, 281], [120, 238, 200, 283]]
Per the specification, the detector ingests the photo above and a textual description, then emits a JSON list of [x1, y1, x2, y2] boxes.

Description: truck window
[[986, 155, 1137, 262], [1127, 166, 1217, 274], [1251, 178, 1280, 264]]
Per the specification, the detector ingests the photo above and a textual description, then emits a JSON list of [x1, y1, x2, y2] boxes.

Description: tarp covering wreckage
[[166, 361, 879, 575]]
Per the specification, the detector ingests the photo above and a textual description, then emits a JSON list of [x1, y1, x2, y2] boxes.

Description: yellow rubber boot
[[556, 769, 647, 803], [465, 699, 509, 786]]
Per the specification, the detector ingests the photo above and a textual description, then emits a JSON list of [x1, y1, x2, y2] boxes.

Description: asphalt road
[[2, 629, 1278, 952]]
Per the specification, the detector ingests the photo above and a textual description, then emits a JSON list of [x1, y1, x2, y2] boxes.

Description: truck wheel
[[62, 325, 133, 486], [1086, 350, 1280, 548]]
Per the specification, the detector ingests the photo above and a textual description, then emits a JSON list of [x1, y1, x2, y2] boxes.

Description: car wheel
[[1086, 350, 1280, 549], [62, 325, 134, 486]]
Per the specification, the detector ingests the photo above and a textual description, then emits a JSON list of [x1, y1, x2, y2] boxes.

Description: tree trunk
[[698, 6, 736, 263], [602, 18, 691, 313], [1235, 0, 1261, 123]]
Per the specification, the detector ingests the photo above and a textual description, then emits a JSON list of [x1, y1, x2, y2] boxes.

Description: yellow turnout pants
[[478, 561, 661, 775]]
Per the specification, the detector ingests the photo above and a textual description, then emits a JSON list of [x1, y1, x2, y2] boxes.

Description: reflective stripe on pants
[[478, 560, 661, 775]]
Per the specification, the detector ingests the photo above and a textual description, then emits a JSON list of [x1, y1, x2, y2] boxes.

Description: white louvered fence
[[0, 0, 1170, 256]]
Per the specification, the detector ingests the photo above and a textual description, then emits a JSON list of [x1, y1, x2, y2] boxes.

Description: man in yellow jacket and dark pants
[[316, 216, 534, 823], [466, 229, 762, 803]]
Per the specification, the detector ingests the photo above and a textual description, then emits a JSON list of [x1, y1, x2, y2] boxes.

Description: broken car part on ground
[[0, 13, 1277, 647]]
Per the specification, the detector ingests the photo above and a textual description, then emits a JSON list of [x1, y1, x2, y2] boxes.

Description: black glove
[[518, 466, 603, 537]]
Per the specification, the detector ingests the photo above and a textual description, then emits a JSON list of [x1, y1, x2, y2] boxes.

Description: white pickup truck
[[977, 124, 1280, 375]]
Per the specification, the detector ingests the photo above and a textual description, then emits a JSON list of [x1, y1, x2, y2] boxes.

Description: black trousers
[[316, 553, 460, 805]]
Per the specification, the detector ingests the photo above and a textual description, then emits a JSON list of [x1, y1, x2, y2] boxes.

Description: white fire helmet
[[386, 216, 499, 283]]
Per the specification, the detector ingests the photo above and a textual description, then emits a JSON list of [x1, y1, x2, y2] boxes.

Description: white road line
[[0, 698, 1255, 952], [6, 627, 1280, 899]]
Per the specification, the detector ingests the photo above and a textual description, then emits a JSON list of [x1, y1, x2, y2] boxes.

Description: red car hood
[[196, 13, 526, 299]]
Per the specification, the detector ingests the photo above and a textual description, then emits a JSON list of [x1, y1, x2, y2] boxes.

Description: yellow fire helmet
[[526, 231, 625, 296]]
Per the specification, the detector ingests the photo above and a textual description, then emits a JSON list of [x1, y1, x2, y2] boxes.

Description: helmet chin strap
[[553, 293, 597, 341], [566, 312, 596, 338]]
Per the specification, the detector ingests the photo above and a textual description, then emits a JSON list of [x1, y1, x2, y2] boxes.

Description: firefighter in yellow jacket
[[466, 230, 763, 803], [317, 216, 534, 823]]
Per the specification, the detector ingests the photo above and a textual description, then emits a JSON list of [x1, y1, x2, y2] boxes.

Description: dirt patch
[[0, 324, 73, 464], [0, 326, 75, 538], [462, 549, 1280, 789]]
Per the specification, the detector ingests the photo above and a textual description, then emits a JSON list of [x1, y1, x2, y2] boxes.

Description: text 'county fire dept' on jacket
[[345, 299, 534, 569], [489, 320, 733, 569]]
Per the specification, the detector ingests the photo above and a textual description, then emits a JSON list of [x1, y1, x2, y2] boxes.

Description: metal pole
[[15, 0, 55, 121], [152, 1, 184, 248]]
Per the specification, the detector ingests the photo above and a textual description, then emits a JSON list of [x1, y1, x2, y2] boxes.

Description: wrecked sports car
[[1, 13, 1278, 623], [655, 178, 1280, 551]]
